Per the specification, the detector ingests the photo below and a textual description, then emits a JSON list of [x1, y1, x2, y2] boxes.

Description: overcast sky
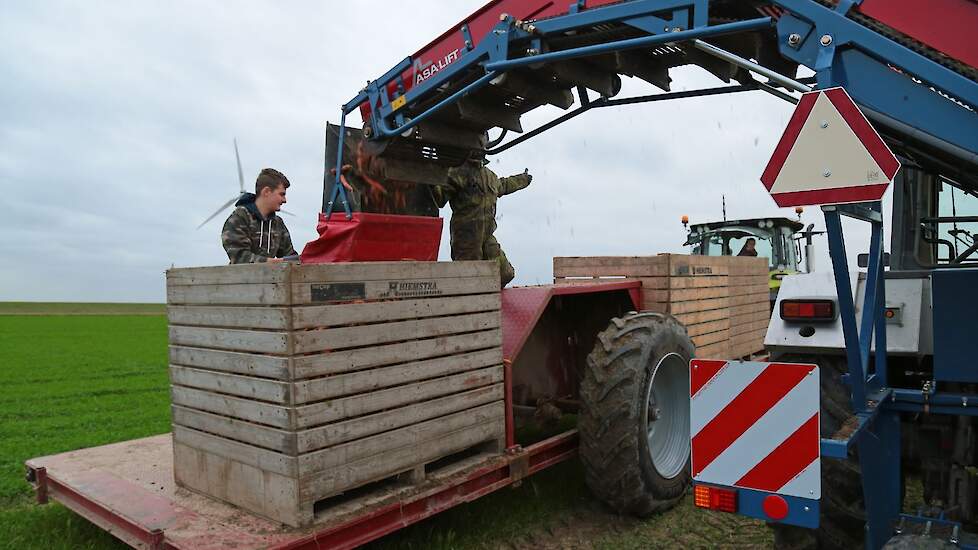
[[1, 1, 884, 303]]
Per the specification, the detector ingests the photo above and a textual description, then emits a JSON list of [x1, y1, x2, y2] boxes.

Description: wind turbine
[[198, 139, 293, 229]]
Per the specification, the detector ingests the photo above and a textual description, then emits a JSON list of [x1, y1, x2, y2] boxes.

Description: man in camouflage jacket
[[222, 168, 297, 264], [433, 158, 532, 287]]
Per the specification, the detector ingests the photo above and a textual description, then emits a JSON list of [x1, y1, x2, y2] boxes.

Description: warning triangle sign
[[761, 87, 900, 207]]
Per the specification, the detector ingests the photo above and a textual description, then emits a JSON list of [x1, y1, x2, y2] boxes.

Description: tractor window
[[925, 178, 978, 265], [727, 235, 773, 266]]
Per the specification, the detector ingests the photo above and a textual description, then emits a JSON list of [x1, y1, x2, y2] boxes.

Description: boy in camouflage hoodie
[[222, 168, 297, 264], [433, 156, 532, 288]]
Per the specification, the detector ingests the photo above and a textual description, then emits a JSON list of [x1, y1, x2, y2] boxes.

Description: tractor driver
[[222, 168, 297, 264], [737, 238, 759, 257], [432, 140, 532, 288]]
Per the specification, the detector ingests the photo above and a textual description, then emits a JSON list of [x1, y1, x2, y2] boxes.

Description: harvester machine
[[24, 1, 978, 549], [330, 0, 978, 548]]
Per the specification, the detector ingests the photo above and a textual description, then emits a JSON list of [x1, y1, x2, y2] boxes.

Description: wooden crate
[[166, 261, 506, 526], [554, 255, 769, 359]]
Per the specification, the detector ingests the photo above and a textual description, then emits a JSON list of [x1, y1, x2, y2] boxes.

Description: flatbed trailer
[[26, 431, 577, 550], [25, 281, 639, 550]]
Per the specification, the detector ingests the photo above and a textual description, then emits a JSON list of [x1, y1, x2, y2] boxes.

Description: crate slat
[[170, 385, 293, 429], [292, 347, 502, 404], [168, 305, 291, 330], [170, 366, 291, 404], [292, 329, 502, 379], [292, 294, 499, 329], [685, 319, 731, 338], [692, 329, 730, 348], [167, 283, 290, 306], [297, 384, 503, 453], [172, 405, 297, 454], [292, 311, 500, 354], [168, 326, 290, 354], [295, 366, 504, 429], [291, 276, 499, 305], [297, 401, 504, 476], [169, 346, 290, 379]]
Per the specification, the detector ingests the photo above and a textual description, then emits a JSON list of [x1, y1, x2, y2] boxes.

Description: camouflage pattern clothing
[[434, 161, 531, 287], [222, 193, 297, 264]]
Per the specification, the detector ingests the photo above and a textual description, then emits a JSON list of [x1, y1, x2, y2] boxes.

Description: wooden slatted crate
[[553, 255, 769, 359], [165, 261, 505, 526]]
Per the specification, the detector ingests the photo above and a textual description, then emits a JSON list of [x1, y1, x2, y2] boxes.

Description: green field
[[0, 302, 166, 316], [0, 303, 771, 549]]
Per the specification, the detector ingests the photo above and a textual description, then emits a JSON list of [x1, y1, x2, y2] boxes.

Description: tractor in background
[[683, 215, 817, 306]]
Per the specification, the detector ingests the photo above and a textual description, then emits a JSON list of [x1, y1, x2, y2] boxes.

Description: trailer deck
[[26, 431, 578, 550]]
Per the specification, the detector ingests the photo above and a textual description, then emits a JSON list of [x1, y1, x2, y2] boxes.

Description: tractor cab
[[684, 217, 805, 303]]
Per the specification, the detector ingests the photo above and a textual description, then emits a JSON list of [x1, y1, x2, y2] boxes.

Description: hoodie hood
[[235, 192, 256, 207], [235, 192, 275, 221]]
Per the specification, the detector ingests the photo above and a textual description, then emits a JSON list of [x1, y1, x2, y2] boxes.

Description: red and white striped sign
[[690, 360, 821, 499]]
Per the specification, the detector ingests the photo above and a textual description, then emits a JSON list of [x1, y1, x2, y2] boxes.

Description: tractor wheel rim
[[644, 352, 690, 480]]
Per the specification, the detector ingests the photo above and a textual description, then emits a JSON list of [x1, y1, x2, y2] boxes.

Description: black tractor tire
[[579, 312, 695, 517], [771, 354, 897, 550]]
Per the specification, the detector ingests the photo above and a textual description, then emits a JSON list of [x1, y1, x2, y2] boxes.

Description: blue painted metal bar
[[873, 244, 889, 389], [484, 17, 772, 72], [487, 83, 757, 154], [736, 486, 820, 529], [530, 0, 702, 34], [823, 200, 898, 549], [860, 409, 902, 550], [820, 386, 891, 459], [773, 0, 978, 168], [887, 388, 978, 410], [323, 108, 353, 219], [772, 0, 978, 111], [374, 71, 500, 139], [373, 15, 772, 140], [822, 206, 867, 412], [819, 438, 848, 460], [858, 219, 883, 373], [836, 202, 883, 223]]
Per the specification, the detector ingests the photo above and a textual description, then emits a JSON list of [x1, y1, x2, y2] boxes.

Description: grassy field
[[0, 302, 166, 315], [0, 302, 772, 549]]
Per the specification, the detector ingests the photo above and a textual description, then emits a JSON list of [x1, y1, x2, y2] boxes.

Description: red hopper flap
[[300, 212, 443, 264]]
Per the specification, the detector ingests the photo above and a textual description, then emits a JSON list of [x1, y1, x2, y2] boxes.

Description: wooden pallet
[[166, 261, 506, 526], [554, 255, 769, 359]]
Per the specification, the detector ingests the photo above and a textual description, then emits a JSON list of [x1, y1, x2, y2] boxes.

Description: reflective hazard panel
[[760, 86, 900, 207], [690, 360, 820, 499]]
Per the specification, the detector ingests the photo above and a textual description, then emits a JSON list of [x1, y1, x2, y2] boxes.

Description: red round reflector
[[763, 495, 789, 520]]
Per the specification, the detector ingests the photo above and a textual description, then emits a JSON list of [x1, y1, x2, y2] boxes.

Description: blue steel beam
[[483, 17, 772, 72], [822, 205, 868, 412], [772, 0, 978, 110], [368, 16, 774, 140], [772, 0, 978, 163], [822, 200, 902, 550]]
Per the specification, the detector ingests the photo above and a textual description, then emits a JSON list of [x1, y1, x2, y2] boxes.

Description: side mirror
[[857, 252, 891, 268]]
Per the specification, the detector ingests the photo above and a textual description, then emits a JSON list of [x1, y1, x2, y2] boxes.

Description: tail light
[[780, 299, 835, 321], [694, 484, 738, 513]]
